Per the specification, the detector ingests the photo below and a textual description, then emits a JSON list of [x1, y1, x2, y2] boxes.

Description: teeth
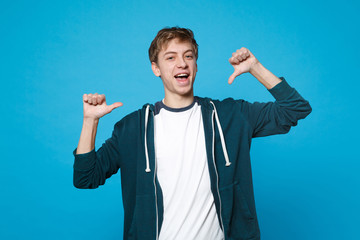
[[176, 73, 188, 77]]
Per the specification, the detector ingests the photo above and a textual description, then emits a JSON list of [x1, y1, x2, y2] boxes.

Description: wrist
[[249, 62, 281, 90], [83, 117, 99, 126], [249, 61, 264, 76]]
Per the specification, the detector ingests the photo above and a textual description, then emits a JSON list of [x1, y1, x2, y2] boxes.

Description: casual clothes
[[154, 100, 224, 240], [73, 78, 312, 240]]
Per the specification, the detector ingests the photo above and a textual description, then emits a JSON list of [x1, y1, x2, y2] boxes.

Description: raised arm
[[73, 93, 123, 189], [76, 93, 122, 154], [227, 47, 311, 137]]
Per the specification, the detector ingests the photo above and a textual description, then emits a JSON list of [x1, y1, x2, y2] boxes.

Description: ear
[[151, 62, 161, 77]]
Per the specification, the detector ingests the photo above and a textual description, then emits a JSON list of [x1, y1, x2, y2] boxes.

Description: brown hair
[[149, 27, 198, 63]]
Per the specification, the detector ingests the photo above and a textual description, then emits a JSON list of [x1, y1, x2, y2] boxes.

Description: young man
[[73, 27, 311, 240]]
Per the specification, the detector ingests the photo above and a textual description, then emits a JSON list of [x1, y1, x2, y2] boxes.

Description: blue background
[[1, 0, 359, 239]]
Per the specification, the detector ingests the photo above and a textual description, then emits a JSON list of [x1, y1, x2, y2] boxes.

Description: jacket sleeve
[[243, 78, 312, 138], [73, 121, 122, 189]]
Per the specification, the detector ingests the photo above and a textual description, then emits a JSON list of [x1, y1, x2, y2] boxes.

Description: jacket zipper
[[152, 111, 159, 240], [212, 111, 225, 237]]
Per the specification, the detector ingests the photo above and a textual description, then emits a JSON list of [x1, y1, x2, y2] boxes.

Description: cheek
[[160, 63, 174, 73]]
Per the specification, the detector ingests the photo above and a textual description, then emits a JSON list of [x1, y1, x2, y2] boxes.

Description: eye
[[185, 55, 193, 59], [166, 56, 174, 60]]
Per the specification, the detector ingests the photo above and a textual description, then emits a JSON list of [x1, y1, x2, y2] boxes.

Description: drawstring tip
[[145, 168, 151, 173], [225, 162, 231, 167]]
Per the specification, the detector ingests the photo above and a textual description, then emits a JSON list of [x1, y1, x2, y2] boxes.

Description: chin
[[176, 87, 193, 97]]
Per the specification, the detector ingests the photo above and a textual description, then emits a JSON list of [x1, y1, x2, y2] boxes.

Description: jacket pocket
[[220, 181, 258, 239]]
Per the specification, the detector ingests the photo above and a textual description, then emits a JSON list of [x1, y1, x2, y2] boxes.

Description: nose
[[176, 57, 188, 68]]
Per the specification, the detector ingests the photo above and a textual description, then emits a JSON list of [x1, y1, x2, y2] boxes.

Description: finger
[[91, 93, 99, 105], [83, 94, 88, 102], [87, 94, 93, 104], [243, 50, 250, 59], [228, 72, 237, 85], [90, 93, 99, 105], [93, 93, 99, 105], [97, 94, 105, 105], [237, 51, 249, 61], [236, 48, 250, 58], [237, 47, 248, 54], [108, 102, 123, 111], [236, 54, 245, 62], [229, 57, 240, 65], [232, 57, 241, 64], [241, 54, 248, 61], [232, 52, 242, 61]]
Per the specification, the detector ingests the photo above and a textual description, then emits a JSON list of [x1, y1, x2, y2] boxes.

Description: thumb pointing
[[228, 72, 237, 85], [109, 102, 123, 111]]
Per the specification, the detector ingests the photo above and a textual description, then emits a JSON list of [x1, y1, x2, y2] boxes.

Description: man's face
[[151, 38, 197, 99]]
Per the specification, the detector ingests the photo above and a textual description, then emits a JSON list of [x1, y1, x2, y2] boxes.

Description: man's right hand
[[83, 93, 123, 120]]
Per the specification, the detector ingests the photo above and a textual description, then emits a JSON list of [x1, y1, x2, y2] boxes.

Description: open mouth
[[174, 73, 189, 80]]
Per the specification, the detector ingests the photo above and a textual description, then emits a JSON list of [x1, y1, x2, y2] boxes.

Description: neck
[[163, 92, 194, 108]]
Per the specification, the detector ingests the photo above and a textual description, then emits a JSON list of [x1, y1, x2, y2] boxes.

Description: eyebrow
[[163, 49, 194, 56]]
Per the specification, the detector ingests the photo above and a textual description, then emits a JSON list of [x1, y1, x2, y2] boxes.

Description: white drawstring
[[144, 101, 230, 172], [145, 105, 151, 172], [210, 101, 231, 167]]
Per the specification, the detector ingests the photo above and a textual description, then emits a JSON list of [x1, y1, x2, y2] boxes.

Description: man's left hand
[[228, 47, 259, 84]]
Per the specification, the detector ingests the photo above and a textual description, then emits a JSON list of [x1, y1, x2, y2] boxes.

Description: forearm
[[248, 78, 312, 138], [250, 62, 282, 90], [76, 118, 99, 154]]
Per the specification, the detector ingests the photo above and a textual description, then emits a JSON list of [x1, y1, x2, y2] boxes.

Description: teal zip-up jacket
[[73, 78, 311, 240]]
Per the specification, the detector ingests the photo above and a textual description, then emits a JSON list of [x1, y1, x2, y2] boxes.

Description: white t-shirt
[[154, 99, 224, 240]]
